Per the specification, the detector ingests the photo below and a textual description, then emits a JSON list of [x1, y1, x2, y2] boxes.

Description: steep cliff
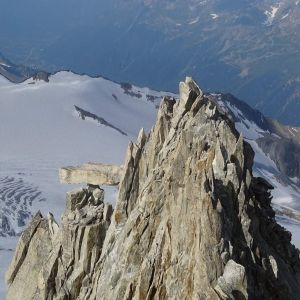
[[6, 78, 300, 299]]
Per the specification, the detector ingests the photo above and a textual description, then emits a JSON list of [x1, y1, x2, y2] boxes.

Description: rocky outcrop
[[59, 163, 124, 186], [6, 186, 113, 300], [6, 78, 300, 299], [32, 71, 50, 82], [74, 106, 127, 136]]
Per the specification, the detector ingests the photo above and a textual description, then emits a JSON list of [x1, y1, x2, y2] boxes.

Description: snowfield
[[0, 72, 299, 298]]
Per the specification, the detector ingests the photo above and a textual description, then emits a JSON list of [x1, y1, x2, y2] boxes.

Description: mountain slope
[[0, 52, 42, 83], [0, 72, 300, 298], [216, 93, 300, 208], [6, 78, 300, 299], [0, 0, 300, 124]]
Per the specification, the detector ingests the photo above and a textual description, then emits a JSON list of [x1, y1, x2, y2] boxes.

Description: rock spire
[[6, 78, 300, 300]]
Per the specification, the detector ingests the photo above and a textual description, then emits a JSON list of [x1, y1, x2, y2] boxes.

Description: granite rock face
[[6, 78, 300, 299]]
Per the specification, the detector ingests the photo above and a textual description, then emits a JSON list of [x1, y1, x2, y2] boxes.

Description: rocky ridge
[[0, 52, 45, 83], [216, 93, 300, 180], [5, 78, 300, 299]]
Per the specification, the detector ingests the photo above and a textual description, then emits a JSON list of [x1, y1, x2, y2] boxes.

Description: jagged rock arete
[[6, 78, 300, 299]]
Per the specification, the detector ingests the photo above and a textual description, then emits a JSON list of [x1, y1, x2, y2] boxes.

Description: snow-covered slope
[[0, 72, 299, 298]]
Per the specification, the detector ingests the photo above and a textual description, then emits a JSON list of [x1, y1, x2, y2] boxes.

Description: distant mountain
[[0, 52, 39, 83], [0, 0, 299, 124]]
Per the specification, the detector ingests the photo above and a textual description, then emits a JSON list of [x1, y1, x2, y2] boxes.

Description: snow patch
[[288, 128, 296, 137], [264, 4, 280, 25], [189, 17, 200, 25], [0, 62, 11, 68], [217, 100, 265, 140], [239, 68, 249, 78]]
